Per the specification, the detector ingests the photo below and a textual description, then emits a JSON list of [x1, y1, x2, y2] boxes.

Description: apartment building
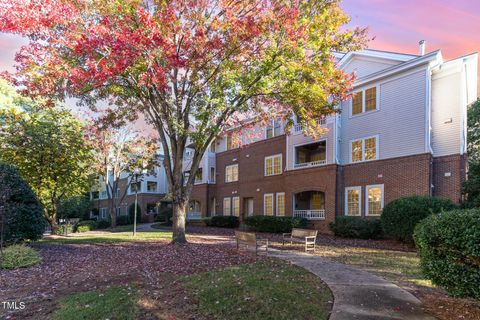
[[186, 45, 478, 232]]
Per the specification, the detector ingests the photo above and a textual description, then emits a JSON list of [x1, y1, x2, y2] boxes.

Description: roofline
[[337, 49, 418, 68], [353, 50, 442, 88]]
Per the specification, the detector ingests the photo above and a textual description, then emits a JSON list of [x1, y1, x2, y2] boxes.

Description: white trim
[[276, 192, 285, 216], [337, 50, 416, 69], [232, 196, 240, 217], [99, 207, 108, 220], [344, 186, 362, 216], [365, 184, 385, 216], [349, 85, 380, 118], [264, 154, 283, 176], [263, 193, 274, 216], [349, 135, 379, 163], [225, 164, 238, 183], [223, 197, 231, 216]]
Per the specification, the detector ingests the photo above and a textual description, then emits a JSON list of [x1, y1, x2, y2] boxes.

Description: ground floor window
[[345, 187, 361, 216], [276, 193, 285, 216], [264, 194, 274, 216], [115, 207, 121, 216], [189, 200, 201, 213], [223, 198, 231, 216], [232, 197, 240, 216], [100, 207, 108, 219], [366, 184, 384, 216]]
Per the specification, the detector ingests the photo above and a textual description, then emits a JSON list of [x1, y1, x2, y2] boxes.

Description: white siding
[[340, 68, 428, 163], [343, 57, 399, 79]]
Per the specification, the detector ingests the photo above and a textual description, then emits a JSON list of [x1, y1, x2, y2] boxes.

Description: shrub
[[244, 216, 308, 233], [0, 163, 46, 244], [414, 209, 480, 299], [205, 216, 239, 228], [55, 224, 74, 235], [75, 220, 97, 233], [329, 216, 383, 239], [96, 220, 110, 229], [0, 244, 42, 269], [116, 215, 131, 226], [57, 195, 91, 220], [128, 204, 142, 224], [381, 196, 456, 242]]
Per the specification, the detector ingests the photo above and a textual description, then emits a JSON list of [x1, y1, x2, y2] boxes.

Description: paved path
[[269, 249, 435, 320]]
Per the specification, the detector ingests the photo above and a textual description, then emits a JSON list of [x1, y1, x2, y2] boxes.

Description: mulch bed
[[0, 241, 257, 320]]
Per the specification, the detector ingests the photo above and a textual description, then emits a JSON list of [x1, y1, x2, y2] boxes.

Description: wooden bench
[[282, 228, 318, 252], [235, 231, 268, 255]]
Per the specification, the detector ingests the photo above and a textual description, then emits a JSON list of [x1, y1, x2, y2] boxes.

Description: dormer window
[[351, 86, 378, 116]]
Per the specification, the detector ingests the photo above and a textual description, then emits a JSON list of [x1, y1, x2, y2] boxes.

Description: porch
[[293, 191, 325, 220]]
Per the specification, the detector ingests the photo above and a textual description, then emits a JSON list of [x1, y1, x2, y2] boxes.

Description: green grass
[[183, 259, 332, 320], [0, 244, 42, 269], [52, 285, 137, 320], [315, 245, 432, 287], [39, 231, 173, 245]]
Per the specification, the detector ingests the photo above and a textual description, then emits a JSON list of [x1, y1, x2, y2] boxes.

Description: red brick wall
[[432, 154, 466, 203], [340, 153, 432, 217]]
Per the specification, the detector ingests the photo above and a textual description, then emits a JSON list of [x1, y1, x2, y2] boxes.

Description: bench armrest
[[256, 238, 268, 244], [304, 236, 317, 240]]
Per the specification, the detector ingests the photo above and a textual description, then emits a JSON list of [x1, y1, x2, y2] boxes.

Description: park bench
[[235, 230, 268, 255], [282, 228, 318, 252]]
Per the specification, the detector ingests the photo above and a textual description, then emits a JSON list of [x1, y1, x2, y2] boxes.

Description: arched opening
[[293, 191, 325, 219], [187, 200, 202, 220]]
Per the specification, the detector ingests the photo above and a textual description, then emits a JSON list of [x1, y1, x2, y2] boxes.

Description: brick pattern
[[432, 154, 466, 203]]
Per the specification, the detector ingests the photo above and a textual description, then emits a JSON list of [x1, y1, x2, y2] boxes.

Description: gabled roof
[[336, 49, 418, 69]]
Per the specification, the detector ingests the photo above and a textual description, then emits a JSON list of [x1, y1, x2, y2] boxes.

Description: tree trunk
[[172, 200, 188, 244], [109, 206, 117, 228]]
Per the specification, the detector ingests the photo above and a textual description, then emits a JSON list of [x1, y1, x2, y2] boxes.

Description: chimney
[[419, 40, 426, 56]]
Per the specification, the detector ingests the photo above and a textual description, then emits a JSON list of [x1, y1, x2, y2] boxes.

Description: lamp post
[[133, 167, 140, 237]]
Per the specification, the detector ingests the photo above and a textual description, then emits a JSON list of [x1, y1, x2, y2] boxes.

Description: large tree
[[0, 0, 367, 243], [87, 124, 158, 227], [0, 81, 94, 233]]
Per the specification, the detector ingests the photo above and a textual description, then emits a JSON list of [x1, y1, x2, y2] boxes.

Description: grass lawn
[[52, 285, 137, 320], [183, 259, 333, 320], [39, 231, 173, 245]]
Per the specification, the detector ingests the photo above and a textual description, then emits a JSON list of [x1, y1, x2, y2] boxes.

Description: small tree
[[57, 194, 91, 220], [87, 124, 158, 227], [464, 98, 480, 206], [1, 0, 367, 243], [0, 83, 94, 233], [0, 163, 45, 246]]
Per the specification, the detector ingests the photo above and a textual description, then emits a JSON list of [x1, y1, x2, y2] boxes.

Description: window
[[209, 140, 216, 153], [130, 182, 141, 193], [365, 87, 377, 111], [114, 188, 120, 198], [223, 198, 231, 216], [232, 197, 240, 216], [147, 181, 157, 192], [189, 200, 201, 213], [225, 164, 238, 182], [345, 187, 361, 216], [266, 119, 282, 138], [276, 193, 285, 216], [226, 135, 238, 150], [115, 207, 121, 216], [352, 91, 363, 115], [351, 86, 378, 116], [350, 136, 378, 163], [195, 168, 203, 184], [91, 191, 99, 200], [264, 194, 274, 216], [211, 198, 216, 216], [366, 184, 384, 216], [265, 154, 282, 176], [100, 208, 108, 219], [100, 190, 108, 199], [209, 167, 216, 183], [183, 171, 190, 186]]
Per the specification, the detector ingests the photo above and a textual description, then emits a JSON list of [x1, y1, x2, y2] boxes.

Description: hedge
[[329, 216, 383, 239], [75, 220, 97, 233], [96, 219, 111, 229], [116, 215, 131, 226], [204, 216, 239, 228], [414, 209, 480, 299], [381, 196, 456, 243], [243, 216, 308, 233]]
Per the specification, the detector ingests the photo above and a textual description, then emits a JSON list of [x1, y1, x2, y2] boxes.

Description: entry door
[[246, 198, 254, 216]]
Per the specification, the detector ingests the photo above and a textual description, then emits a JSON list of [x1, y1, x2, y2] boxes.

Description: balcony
[[293, 209, 325, 220], [293, 118, 326, 134], [294, 141, 327, 169]]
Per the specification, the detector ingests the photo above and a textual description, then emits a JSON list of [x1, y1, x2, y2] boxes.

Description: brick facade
[[432, 154, 467, 203]]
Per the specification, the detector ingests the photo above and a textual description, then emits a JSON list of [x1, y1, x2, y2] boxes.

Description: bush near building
[[381, 196, 456, 243], [204, 216, 239, 228], [75, 220, 97, 233], [329, 216, 383, 239], [244, 216, 308, 233], [414, 209, 480, 299]]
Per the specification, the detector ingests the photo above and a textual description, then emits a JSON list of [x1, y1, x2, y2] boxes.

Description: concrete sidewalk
[[269, 249, 435, 320]]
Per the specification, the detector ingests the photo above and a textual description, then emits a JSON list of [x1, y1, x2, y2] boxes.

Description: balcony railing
[[293, 118, 326, 133], [187, 212, 202, 220], [293, 159, 327, 169], [293, 209, 325, 220]]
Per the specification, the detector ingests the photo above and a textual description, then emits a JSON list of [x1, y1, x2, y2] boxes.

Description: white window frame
[[115, 207, 121, 216], [365, 184, 384, 216], [276, 192, 285, 216], [265, 119, 282, 139], [225, 164, 238, 183], [349, 135, 379, 163], [264, 154, 283, 176], [344, 186, 362, 216], [264, 193, 274, 216], [232, 196, 240, 216], [350, 85, 380, 117], [100, 207, 108, 219], [223, 197, 231, 216]]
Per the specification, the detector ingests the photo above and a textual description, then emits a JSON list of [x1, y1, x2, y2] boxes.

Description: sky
[[0, 0, 479, 98]]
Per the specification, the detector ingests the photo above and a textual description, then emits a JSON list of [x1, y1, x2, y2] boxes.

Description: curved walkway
[[269, 249, 435, 320]]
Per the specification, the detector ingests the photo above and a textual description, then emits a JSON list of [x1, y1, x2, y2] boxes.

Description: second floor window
[[209, 167, 216, 183], [351, 86, 378, 116], [100, 190, 108, 199], [351, 136, 378, 163], [147, 181, 157, 192], [225, 164, 238, 182], [266, 120, 282, 138], [91, 191, 99, 200], [265, 154, 282, 176], [195, 168, 203, 183], [226, 135, 239, 150], [130, 182, 141, 193]]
